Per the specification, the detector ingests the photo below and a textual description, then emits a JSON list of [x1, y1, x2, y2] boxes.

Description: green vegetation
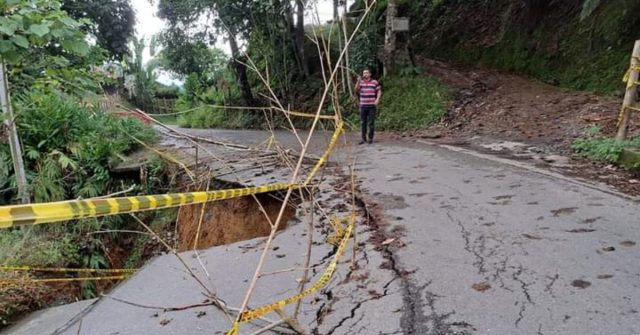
[[0, 0, 173, 326], [573, 125, 640, 165], [1, 93, 155, 202], [397, 0, 640, 95], [374, 75, 450, 131], [0, 92, 170, 325], [153, 114, 178, 125]]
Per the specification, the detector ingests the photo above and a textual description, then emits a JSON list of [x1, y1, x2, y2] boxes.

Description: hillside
[[394, 0, 640, 95]]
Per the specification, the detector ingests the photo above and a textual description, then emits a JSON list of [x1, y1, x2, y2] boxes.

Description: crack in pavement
[[544, 274, 559, 298], [319, 275, 398, 335], [512, 265, 534, 327], [447, 211, 487, 275], [364, 200, 474, 334]]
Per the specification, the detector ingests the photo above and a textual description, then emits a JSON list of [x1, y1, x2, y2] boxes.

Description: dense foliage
[[0, 0, 102, 97], [374, 75, 450, 131], [62, 0, 136, 59], [0, 0, 176, 326], [1, 93, 155, 203], [395, 0, 640, 95]]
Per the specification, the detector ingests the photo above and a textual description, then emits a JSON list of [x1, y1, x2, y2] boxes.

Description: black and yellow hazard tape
[[304, 121, 344, 185], [326, 213, 354, 247], [283, 110, 336, 120], [0, 266, 137, 274], [0, 275, 130, 285], [226, 217, 354, 335], [0, 183, 297, 228]]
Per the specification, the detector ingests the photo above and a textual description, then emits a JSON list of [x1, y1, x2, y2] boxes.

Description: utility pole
[[0, 60, 30, 203], [383, 0, 397, 77], [616, 40, 640, 142]]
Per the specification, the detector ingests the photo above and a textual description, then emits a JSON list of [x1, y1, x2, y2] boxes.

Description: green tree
[[158, 0, 257, 105], [62, 0, 136, 59], [125, 37, 158, 111], [0, 0, 90, 64], [0, 0, 93, 203]]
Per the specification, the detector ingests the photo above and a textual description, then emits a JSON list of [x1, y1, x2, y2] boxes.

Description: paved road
[[354, 140, 640, 335], [5, 128, 639, 335]]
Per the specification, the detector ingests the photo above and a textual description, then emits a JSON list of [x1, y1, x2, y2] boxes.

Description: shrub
[[573, 125, 640, 163], [0, 92, 155, 203], [375, 76, 450, 131]]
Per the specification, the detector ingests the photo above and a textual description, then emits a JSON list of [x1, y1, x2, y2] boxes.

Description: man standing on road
[[355, 69, 382, 144]]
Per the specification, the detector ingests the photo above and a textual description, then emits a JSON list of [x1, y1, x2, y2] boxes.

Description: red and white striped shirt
[[359, 79, 381, 107]]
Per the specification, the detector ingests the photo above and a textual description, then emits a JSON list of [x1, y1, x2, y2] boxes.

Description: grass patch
[[153, 114, 178, 125], [375, 76, 450, 131], [573, 125, 640, 164], [177, 105, 263, 129]]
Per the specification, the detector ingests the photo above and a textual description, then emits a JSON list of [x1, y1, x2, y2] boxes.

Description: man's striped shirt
[[359, 79, 381, 107]]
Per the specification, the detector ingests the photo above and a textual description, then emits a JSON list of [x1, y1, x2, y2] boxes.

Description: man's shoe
[[368, 139, 373, 144], [358, 140, 366, 145]]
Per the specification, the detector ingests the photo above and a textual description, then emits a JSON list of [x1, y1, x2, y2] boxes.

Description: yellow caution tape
[[304, 121, 344, 185], [0, 183, 297, 228], [623, 64, 640, 83], [0, 266, 137, 274], [129, 135, 196, 181], [327, 213, 354, 247], [0, 275, 130, 285], [283, 110, 336, 120], [227, 217, 354, 335], [617, 104, 640, 126]]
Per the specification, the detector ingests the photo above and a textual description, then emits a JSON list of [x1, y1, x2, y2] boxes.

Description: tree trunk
[[295, 0, 309, 78], [383, 0, 397, 77], [333, 0, 339, 21], [0, 61, 29, 203], [228, 33, 254, 106]]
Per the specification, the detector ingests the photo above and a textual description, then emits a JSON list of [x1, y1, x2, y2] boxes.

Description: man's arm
[[355, 77, 361, 93], [375, 85, 382, 105]]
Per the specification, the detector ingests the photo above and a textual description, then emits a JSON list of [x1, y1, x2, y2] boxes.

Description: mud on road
[[407, 57, 640, 196]]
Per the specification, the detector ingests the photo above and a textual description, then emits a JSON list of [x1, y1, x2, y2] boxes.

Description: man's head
[[362, 69, 371, 80]]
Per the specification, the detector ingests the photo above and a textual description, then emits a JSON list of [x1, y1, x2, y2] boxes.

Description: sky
[[131, 0, 339, 85]]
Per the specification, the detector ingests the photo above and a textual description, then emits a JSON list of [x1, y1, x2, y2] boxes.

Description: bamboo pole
[[0, 60, 29, 203], [342, 2, 354, 99], [616, 40, 640, 142]]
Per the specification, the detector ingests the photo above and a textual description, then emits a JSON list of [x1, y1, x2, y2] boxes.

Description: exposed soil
[[176, 191, 297, 251], [405, 57, 640, 196]]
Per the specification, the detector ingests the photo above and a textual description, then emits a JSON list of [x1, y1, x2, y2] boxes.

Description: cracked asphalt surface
[[5, 129, 639, 335], [355, 140, 640, 335]]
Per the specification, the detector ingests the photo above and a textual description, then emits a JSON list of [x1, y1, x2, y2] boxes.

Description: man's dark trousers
[[360, 105, 376, 142]]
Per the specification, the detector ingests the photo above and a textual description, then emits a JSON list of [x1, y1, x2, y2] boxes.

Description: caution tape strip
[[0, 266, 137, 274], [129, 135, 196, 181], [0, 183, 297, 228], [622, 63, 640, 88], [617, 104, 640, 126], [227, 217, 354, 335], [283, 110, 336, 120], [327, 213, 354, 247], [144, 105, 334, 120], [0, 275, 130, 285], [304, 121, 344, 185]]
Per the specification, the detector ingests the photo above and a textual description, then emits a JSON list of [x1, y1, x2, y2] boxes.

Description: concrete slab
[[2, 299, 97, 335], [3, 173, 400, 335]]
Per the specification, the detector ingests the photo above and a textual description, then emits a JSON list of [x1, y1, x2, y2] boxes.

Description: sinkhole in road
[[175, 189, 299, 251]]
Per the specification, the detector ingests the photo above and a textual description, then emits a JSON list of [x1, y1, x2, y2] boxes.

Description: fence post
[[616, 40, 640, 142]]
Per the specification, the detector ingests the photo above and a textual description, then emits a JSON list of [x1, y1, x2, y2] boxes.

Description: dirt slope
[[412, 57, 640, 195]]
